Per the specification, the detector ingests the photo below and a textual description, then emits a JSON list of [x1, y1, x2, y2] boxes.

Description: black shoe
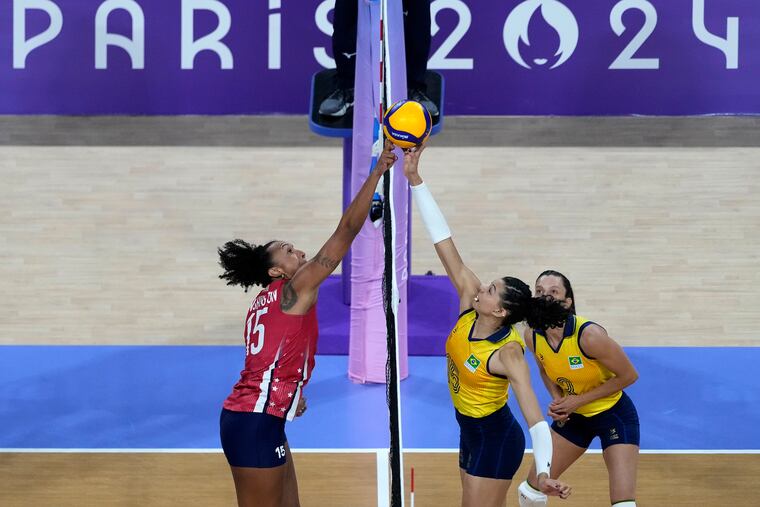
[[409, 87, 439, 117], [319, 88, 354, 117]]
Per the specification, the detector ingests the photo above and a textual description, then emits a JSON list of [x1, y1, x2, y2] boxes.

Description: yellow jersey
[[446, 309, 525, 418], [533, 315, 621, 417]]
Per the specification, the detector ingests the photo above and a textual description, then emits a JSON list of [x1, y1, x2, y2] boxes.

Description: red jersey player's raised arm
[[282, 140, 396, 315]]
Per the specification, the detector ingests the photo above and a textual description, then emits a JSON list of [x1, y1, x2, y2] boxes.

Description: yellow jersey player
[[403, 145, 571, 507], [518, 271, 640, 507]]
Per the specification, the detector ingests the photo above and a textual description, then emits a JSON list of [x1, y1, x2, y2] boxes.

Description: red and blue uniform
[[220, 279, 319, 467]]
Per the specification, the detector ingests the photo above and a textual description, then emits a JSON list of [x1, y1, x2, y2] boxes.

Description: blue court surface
[[1, 346, 758, 451]]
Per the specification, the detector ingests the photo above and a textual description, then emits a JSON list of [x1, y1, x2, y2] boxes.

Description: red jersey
[[223, 279, 318, 421]]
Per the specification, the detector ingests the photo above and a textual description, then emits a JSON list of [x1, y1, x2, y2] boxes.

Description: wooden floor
[[1, 452, 758, 506], [1, 143, 758, 346]]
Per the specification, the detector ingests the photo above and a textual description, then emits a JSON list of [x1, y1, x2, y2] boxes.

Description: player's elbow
[[620, 367, 638, 388]]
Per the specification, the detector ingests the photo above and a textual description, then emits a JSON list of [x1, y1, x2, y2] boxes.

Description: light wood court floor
[[1, 117, 759, 347], [1, 452, 758, 506]]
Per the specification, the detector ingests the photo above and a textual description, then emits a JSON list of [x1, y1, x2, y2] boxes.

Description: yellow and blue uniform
[[534, 314, 621, 416], [446, 308, 525, 417], [533, 315, 639, 449], [446, 309, 527, 479]]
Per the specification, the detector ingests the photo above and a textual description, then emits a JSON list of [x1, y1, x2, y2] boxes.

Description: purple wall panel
[[2, 0, 757, 115]]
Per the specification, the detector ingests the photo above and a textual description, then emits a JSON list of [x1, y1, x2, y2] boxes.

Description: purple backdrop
[[2, 0, 758, 115]]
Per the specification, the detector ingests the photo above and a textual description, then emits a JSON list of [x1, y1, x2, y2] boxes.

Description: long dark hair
[[536, 269, 576, 314], [218, 239, 276, 292], [500, 276, 572, 330]]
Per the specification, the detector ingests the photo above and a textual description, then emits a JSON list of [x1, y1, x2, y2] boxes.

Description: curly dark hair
[[499, 276, 572, 330], [217, 239, 276, 292]]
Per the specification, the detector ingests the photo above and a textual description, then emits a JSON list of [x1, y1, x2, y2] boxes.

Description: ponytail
[[525, 296, 572, 330], [500, 276, 572, 329]]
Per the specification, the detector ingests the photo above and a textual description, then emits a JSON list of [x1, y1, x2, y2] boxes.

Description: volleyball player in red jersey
[[218, 141, 397, 507]]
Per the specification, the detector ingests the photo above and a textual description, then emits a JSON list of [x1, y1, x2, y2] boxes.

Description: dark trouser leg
[[402, 0, 431, 90], [332, 0, 359, 90]]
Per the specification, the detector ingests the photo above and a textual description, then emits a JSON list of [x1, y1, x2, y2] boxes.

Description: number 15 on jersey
[[245, 308, 268, 355]]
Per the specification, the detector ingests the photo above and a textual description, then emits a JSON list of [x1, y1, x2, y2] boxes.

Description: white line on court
[[2, 448, 759, 454], [376, 449, 390, 507], [406, 448, 760, 455]]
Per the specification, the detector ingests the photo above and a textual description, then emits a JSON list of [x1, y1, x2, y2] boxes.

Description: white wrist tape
[[410, 182, 451, 244], [529, 421, 552, 477]]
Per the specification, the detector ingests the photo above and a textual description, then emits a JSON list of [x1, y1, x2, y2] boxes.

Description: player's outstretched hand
[[402, 141, 426, 186], [373, 139, 398, 175]]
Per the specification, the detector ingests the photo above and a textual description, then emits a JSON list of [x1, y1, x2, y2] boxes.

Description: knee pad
[[518, 480, 548, 507], [612, 502, 636, 507]]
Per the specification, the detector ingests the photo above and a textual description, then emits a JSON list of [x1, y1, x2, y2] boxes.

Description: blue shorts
[[552, 392, 640, 450], [456, 404, 526, 480], [220, 408, 288, 468]]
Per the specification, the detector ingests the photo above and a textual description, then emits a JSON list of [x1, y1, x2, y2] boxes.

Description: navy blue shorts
[[552, 392, 640, 450], [456, 404, 526, 480], [220, 408, 288, 468]]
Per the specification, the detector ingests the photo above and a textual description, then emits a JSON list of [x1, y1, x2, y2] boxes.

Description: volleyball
[[382, 99, 432, 149]]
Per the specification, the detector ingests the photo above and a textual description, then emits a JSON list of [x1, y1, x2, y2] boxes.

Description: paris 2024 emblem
[[503, 0, 578, 69]]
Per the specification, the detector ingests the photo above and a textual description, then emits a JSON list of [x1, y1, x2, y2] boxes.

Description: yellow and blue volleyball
[[382, 100, 432, 149]]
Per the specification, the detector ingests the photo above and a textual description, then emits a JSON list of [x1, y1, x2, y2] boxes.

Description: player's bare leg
[[230, 464, 286, 507], [603, 444, 639, 505], [460, 471, 511, 507], [281, 442, 301, 507]]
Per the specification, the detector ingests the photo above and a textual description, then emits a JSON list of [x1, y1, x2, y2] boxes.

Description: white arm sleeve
[[529, 421, 552, 477], [410, 182, 451, 244]]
